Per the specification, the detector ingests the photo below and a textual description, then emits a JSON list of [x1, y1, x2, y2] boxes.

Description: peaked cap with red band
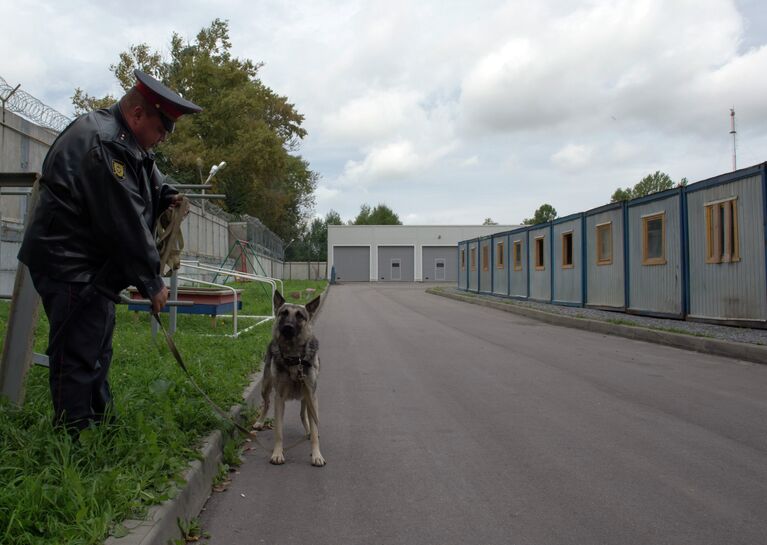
[[133, 69, 202, 132]]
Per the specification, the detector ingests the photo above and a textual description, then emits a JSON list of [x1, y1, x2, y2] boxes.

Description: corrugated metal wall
[[586, 206, 625, 308], [492, 234, 509, 295], [528, 226, 551, 301], [458, 242, 468, 289], [510, 231, 527, 297], [552, 217, 582, 304], [479, 238, 492, 292], [627, 191, 683, 316], [687, 174, 766, 320], [468, 241, 478, 291]]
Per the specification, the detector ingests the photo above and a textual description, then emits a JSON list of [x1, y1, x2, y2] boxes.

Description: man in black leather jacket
[[18, 70, 202, 433]]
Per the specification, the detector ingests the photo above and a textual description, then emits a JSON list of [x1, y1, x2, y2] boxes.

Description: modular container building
[[457, 162, 767, 327], [478, 236, 492, 293], [527, 224, 551, 302], [626, 188, 684, 318], [458, 241, 468, 290], [491, 232, 509, 295], [585, 202, 625, 310], [685, 164, 767, 326], [551, 213, 584, 306], [468, 239, 479, 291], [509, 228, 528, 298]]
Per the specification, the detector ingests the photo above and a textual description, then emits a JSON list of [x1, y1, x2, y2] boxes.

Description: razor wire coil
[[0, 75, 71, 132]]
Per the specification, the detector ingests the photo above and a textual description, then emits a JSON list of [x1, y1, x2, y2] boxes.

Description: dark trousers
[[31, 274, 116, 431]]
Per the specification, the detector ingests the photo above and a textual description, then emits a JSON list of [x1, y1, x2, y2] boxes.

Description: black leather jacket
[[18, 104, 176, 299]]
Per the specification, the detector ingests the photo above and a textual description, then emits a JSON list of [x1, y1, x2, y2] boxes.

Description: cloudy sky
[[2, 0, 765, 225]]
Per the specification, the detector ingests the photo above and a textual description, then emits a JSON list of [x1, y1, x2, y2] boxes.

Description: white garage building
[[328, 225, 516, 282]]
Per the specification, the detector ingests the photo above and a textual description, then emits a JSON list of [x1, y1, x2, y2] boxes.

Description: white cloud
[[339, 140, 421, 185], [2, 0, 766, 225], [552, 144, 594, 171], [322, 89, 423, 144]]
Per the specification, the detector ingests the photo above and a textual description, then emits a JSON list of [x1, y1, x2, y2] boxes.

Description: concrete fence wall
[[283, 261, 327, 280]]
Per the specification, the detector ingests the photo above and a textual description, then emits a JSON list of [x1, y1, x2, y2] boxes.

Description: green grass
[[0, 279, 327, 544]]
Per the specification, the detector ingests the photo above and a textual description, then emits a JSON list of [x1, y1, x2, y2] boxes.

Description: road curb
[[105, 286, 330, 545], [427, 288, 767, 365]]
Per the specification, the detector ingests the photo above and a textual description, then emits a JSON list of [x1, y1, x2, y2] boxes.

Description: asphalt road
[[199, 283, 767, 545]]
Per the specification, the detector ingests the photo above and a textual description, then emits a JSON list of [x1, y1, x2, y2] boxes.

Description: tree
[[610, 171, 677, 202], [71, 19, 317, 243], [610, 187, 633, 202], [306, 210, 344, 261], [286, 209, 343, 261], [523, 204, 557, 225], [482, 218, 498, 225], [325, 210, 343, 226], [352, 203, 402, 225]]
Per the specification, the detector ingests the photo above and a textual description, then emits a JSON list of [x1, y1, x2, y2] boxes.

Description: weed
[[222, 437, 242, 467], [176, 517, 208, 543]]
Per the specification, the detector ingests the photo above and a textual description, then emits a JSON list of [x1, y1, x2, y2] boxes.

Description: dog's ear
[[305, 295, 321, 318], [273, 290, 285, 311]]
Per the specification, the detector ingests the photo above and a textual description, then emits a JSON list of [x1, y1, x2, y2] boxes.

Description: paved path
[[199, 283, 767, 545]]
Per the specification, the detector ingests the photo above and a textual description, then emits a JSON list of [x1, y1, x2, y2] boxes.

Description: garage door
[[377, 246, 414, 281], [333, 246, 370, 281], [422, 246, 457, 282]]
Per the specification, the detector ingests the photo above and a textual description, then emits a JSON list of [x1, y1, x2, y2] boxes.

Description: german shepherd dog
[[254, 290, 325, 466]]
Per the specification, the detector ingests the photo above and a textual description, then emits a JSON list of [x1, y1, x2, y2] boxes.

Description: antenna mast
[[729, 108, 737, 171]]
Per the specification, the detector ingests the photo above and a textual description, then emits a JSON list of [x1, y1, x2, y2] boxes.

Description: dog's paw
[[270, 451, 285, 465], [311, 452, 326, 467]]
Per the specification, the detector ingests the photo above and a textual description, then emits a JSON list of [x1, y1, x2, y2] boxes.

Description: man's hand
[[168, 194, 190, 216], [151, 286, 169, 314]]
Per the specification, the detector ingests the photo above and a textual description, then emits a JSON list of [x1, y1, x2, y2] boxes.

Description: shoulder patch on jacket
[[112, 159, 125, 179]]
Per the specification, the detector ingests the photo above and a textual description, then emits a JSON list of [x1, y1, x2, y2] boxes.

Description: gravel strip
[[441, 288, 767, 346]]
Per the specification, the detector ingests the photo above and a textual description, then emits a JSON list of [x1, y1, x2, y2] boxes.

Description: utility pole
[[729, 108, 737, 171]]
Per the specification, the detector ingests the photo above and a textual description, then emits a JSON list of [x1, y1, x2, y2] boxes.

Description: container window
[[642, 213, 666, 265], [535, 236, 545, 270], [596, 222, 612, 265], [562, 232, 574, 268], [513, 240, 523, 271], [496, 241, 505, 268], [470, 247, 476, 271], [482, 245, 489, 272], [460, 248, 466, 270], [705, 198, 740, 264]]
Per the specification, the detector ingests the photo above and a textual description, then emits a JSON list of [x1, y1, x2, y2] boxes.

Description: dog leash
[[152, 312, 316, 455], [151, 312, 276, 449]]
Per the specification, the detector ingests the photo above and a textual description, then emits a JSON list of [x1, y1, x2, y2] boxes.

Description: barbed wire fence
[[0, 75, 72, 132]]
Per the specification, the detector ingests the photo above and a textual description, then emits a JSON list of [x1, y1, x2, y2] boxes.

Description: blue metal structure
[[457, 162, 767, 327]]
